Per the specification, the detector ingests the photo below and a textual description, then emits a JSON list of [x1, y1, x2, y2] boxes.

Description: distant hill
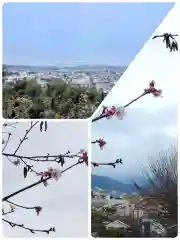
[[91, 174, 139, 194], [5, 65, 59, 72], [5, 64, 127, 72]]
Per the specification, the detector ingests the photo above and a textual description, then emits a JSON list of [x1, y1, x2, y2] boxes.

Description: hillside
[[91, 174, 139, 194]]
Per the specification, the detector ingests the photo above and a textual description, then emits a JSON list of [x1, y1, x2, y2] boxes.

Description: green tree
[[3, 79, 105, 119]]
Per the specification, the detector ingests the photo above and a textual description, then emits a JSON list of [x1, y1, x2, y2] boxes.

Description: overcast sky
[[3, 2, 173, 65], [2, 121, 88, 237], [91, 3, 179, 182]]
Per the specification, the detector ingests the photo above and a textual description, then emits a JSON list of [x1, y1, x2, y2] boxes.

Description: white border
[[0, 1, 179, 240], [1, 0, 179, 3]]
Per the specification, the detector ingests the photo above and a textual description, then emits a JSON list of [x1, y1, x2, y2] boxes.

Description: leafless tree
[[143, 144, 177, 220]]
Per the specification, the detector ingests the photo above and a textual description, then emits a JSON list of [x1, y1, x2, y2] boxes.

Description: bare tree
[[144, 145, 177, 220]]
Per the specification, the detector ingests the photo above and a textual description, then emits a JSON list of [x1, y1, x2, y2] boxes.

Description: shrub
[[3, 79, 104, 119]]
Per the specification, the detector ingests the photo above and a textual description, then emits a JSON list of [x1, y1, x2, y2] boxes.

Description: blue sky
[[3, 2, 173, 66], [91, 4, 179, 182]]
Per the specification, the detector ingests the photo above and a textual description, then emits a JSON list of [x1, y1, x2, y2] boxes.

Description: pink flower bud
[[97, 138, 106, 149], [35, 206, 42, 216]]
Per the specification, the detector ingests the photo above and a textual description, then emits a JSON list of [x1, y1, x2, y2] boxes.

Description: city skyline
[[3, 2, 173, 65]]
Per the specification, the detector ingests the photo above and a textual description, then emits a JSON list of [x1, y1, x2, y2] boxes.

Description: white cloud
[[92, 107, 177, 179], [162, 125, 178, 138], [2, 121, 88, 237]]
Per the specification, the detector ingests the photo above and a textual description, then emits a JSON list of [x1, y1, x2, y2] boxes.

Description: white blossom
[[116, 106, 126, 120], [80, 149, 85, 153], [51, 168, 62, 181]]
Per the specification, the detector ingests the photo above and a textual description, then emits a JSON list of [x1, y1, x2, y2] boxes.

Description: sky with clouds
[[3, 2, 173, 65], [2, 121, 88, 237], [91, 3, 179, 182]]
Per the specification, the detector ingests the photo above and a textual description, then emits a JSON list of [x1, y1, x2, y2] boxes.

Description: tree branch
[[3, 152, 81, 163], [3, 219, 55, 234], [2, 132, 12, 152], [13, 121, 38, 155], [91, 158, 123, 168], [6, 200, 39, 210], [2, 160, 84, 202], [92, 92, 147, 122]]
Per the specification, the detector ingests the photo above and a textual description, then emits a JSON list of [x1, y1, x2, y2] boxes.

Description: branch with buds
[[92, 158, 123, 168], [3, 154, 87, 201], [2, 206, 15, 216], [152, 33, 178, 52], [92, 80, 162, 122], [91, 81, 162, 170], [2, 121, 88, 235], [4, 200, 42, 215], [3, 219, 55, 234], [91, 138, 106, 149], [3, 151, 84, 178], [91, 138, 123, 167]]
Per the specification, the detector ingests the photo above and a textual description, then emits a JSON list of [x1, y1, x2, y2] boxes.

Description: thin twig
[[91, 158, 123, 168], [2, 209, 14, 216], [13, 121, 38, 155], [6, 200, 37, 210], [3, 152, 81, 162], [20, 157, 39, 175], [153, 33, 178, 39], [92, 92, 147, 122], [2, 133, 12, 152], [3, 219, 55, 234]]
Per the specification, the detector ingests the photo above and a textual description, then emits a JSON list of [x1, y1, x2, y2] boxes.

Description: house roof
[[105, 220, 130, 229]]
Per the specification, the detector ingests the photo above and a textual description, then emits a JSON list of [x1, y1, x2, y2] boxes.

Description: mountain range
[[91, 174, 149, 194], [5, 64, 127, 72]]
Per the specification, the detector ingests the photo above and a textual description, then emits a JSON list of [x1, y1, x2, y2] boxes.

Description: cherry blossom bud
[[149, 80, 155, 88], [13, 158, 20, 166], [97, 138, 106, 149], [80, 151, 88, 165], [50, 227, 55, 232], [35, 206, 42, 216], [153, 89, 162, 97], [144, 81, 162, 98], [10, 204, 15, 212]]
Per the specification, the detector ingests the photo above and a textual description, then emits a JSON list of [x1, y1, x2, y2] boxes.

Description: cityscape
[[91, 186, 177, 237], [3, 65, 126, 94], [2, 64, 126, 119]]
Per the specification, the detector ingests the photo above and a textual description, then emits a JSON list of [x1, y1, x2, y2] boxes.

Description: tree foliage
[[3, 79, 105, 119]]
